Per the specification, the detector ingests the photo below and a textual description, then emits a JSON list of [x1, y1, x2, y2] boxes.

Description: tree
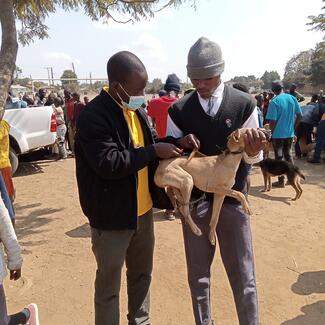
[[260, 71, 281, 89], [60, 69, 78, 87], [310, 41, 325, 85], [283, 50, 313, 86], [228, 75, 263, 92], [307, 0, 325, 39], [0, 0, 195, 116]]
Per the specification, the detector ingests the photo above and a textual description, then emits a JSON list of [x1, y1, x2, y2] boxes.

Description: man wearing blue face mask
[[75, 51, 199, 325]]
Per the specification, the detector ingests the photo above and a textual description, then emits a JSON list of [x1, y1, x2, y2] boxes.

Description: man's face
[[39, 89, 46, 99], [114, 70, 148, 104], [190, 76, 221, 99]]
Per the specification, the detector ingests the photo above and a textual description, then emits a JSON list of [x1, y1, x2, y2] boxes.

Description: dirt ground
[[4, 156, 325, 325]]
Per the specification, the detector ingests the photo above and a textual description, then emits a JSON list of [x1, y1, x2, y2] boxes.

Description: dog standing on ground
[[259, 158, 305, 200]]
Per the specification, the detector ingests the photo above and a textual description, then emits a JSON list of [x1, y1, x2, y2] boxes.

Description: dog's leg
[[261, 170, 268, 192], [267, 175, 272, 192], [209, 194, 225, 246], [290, 177, 300, 201], [212, 187, 252, 215], [296, 177, 303, 199]]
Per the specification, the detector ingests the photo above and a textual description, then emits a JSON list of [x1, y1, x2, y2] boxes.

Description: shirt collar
[[197, 82, 224, 101]]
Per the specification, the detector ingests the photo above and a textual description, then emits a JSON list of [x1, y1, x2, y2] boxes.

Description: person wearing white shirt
[[166, 37, 266, 325]]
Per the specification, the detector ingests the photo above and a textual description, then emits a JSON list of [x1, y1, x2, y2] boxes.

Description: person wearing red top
[[148, 74, 181, 221], [64, 90, 75, 152], [147, 73, 181, 138]]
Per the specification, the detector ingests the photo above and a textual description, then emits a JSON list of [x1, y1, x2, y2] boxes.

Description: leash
[[176, 193, 207, 210]]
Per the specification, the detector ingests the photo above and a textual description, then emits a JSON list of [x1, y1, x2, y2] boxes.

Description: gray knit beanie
[[187, 37, 225, 79]]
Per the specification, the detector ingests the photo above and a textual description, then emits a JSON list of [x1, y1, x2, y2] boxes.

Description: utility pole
[[90, 72, 92, 88], [72, 62, 75, 74], [50, 67, 54, 86], [44, 67, 51, 86]]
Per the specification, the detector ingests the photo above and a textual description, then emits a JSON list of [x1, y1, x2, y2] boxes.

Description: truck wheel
[[9, 147, 19, 175]]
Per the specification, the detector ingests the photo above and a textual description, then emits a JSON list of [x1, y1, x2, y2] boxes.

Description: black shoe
[[272, 181, 285, 188], [308, 158, 321, 164]]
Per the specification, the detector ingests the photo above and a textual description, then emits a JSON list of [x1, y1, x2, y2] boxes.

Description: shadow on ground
[[281, 271, 325, 324], [280, 300, 325, 325], [291, 270, 325, 295], [66, 223, 91, 238], [15, 203, 64, 239], [249, 185, 292, 205]]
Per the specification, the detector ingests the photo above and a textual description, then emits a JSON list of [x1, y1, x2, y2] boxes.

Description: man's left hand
[[177, 134, 200, 150], [244, 128, 267, 157]]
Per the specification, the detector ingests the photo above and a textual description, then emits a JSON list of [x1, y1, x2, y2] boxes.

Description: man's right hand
[[154, 143, 183, 159]]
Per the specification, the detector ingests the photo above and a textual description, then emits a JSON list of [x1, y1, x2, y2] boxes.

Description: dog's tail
[[294, 166, 306, 180]]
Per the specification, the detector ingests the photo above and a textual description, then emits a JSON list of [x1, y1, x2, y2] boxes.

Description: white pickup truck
[[3, 106, 57, 174]]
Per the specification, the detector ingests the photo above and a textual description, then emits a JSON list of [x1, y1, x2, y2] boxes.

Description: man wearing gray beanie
[[166, 37, 266, 325]]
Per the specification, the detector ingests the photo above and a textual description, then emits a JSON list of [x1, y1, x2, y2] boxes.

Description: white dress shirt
[[166, 82, 263, 164]]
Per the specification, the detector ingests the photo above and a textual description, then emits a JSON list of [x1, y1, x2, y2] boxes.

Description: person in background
[[266, 80, 302, 187], [262, 91, 269, 119], [35, 89, 47, 106], [147, 73, 181, 138], [5, 93, 27, 109], [307, 94, 319, 105], [254, 94, 264, 128], [0, 196, 40, 325], [64, 90, 75, 154], [53, 97, 67, 160], [147, 74, 182, 221], [84, 96, 90, 105], [72, 93, 86, 128], [289, 83, 305, 103], [308, 96, 325, 163], [295, 98, 319, 159]]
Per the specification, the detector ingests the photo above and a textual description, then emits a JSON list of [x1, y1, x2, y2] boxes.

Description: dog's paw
[[209, 232, 216, 246], [260, 189, 267, 193]]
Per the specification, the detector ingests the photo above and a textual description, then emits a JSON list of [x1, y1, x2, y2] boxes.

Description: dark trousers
[[295, 122, 313, 158], [272, 138, 294, 182], [182, 201, 259, 325], [313, 120, 325, 160], [91, 209, 154, 325]]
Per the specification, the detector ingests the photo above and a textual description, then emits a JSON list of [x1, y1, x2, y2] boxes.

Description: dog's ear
[[232, 129, 240, 143]]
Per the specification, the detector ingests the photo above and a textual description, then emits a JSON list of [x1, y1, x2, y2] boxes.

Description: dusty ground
[[4, 156, 325, 325]]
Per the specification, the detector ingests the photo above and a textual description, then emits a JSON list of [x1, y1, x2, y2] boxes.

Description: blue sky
[[15, 0, 323, 83]]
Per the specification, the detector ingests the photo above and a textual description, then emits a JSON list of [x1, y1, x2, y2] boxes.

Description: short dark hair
[[107, 51, 146, 83]]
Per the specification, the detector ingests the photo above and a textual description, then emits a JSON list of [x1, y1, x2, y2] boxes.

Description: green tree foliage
[[229, 75, 263, 91], [260, 71, 281, 89], [0, 0, 195, 113], [310, 41, 325, 85], [146, 78, 163, 94], [283, 50, 313, 86], [307, 0, 325, 39], [60, 69, 78, 86]]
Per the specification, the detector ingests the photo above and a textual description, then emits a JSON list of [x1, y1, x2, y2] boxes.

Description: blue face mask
[[118, 84, 146, 111], [122, 96, 146, 111]]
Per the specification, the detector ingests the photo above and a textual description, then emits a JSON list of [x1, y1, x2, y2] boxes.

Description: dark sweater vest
[[168, 85, 255, 204]]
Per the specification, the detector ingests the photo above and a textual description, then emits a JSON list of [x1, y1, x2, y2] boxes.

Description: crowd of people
[[0, 35, 324, 325]]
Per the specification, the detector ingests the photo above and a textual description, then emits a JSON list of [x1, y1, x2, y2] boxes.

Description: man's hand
[[244, 128, 267, 157], [154, 143, 183, 159], [176, 134, 200, 150], [10, 269, 21, 281]]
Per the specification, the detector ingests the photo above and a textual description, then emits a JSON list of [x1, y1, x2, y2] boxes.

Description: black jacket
[[75, 90, 173, 230]]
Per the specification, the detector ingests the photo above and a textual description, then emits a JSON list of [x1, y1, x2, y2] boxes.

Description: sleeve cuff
[[243, 151, 263, 164]]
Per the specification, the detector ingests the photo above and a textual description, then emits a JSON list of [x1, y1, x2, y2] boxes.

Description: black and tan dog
[[259, 158, 305, 200]]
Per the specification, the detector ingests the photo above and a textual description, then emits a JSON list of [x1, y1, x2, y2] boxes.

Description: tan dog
[[154, 128, 253, 246]]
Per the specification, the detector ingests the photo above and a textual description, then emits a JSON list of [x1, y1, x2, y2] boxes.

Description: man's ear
[[232, 129, 240, 143]]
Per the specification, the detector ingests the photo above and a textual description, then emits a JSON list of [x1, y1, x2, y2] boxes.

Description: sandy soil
[[4, 156, 325, 325]]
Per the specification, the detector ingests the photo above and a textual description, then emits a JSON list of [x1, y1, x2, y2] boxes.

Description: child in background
[[0, 196, 39, 325], [53, 97, 67, 160]]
